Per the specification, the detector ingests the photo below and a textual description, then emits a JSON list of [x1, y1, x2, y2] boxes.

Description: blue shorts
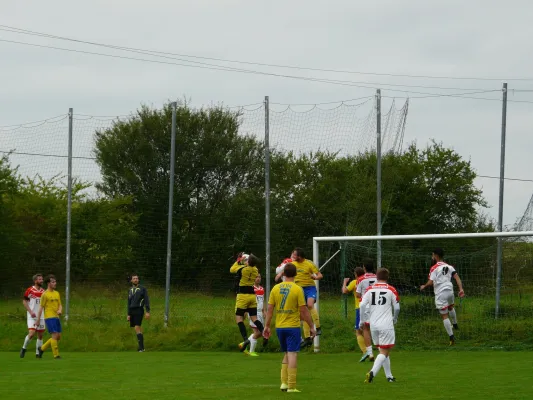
[[45, 317, 62, 333], [303, 286, 317, 302], [354, 309, 361, 330], [276, 328, 301, 352]]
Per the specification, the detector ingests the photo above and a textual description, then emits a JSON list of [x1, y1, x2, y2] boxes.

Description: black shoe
[[54, 356, 61, 359], [239, 340, 250, 352], [453, 323, 459, 330], [365, 371, 374, 383], [20, 348, 26, 358], [449, 335, 456, 346], [303, 337, 313, 348], [316, 327, 322, 336], [36, 354, 41, 359], [262, 338, 269, 348], [387, 377, 396, 383], [37, 346, 44, 358]]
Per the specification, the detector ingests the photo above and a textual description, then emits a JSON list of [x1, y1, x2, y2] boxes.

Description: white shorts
[[27, 316, 45, 332], [371, 328, 395, 348], [435, 290, 455, 313], [249, 314, 264, 328]]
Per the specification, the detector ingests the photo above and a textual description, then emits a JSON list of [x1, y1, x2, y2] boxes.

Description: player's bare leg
[[359, 324, 374, 362]]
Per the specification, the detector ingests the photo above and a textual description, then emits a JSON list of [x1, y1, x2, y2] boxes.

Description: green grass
[[1, 286, 532, 352], [0, 351, 531, 400]]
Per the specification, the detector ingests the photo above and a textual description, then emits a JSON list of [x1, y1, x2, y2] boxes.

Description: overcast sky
[[1, 0, 533, 229]]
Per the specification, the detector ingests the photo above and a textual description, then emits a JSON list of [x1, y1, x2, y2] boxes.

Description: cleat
[[365, 371, 374, 384], [387, 377, 396, 383], [20, 348, 26, 358], [239, 340, 250, 352], [37, 346, 44, 358], [36, 354, 41, 359], [248, 352, 259, 357], [280, 383, 288, 392], [287, 389, 301, 393], [262, 338, 269, 347], [304, 337, 313, 348], [316, 327, 322, 336], [359, 353, 370, 363], [243, 349, 250, 355], [449, 335, 456, 346], [453, 323, 459, 330]]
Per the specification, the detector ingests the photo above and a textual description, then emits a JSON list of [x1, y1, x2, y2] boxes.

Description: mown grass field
[[1, 351, 531, 400]]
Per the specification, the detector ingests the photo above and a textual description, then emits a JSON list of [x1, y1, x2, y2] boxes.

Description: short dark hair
[[131, 273, 139, 279], [362, 258, 375, 272], [376, 268, 390, 281], [354, 267, 364, 277], [292, 247, 305, 259], [33, 273, 43, 282], [45, 274, 56, 284], [247, 254, 261, 267], [284, 263, 297, 278], [433, 248, 444, 258]]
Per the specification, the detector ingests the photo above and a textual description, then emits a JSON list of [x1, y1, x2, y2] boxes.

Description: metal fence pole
[[495, 82, 508, 319], [65, 108, 73, 322], [376, 89, 382, 268], [264, 96, 271, 304], [164, 102, 177, 327]]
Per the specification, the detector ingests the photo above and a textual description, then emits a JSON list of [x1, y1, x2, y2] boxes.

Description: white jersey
[[355, 273, 377, 296], [429, 262, 456, 297], [360, 283, 400, 331], [275, 258, 293, 282], [23, 286, 45, 317], [249, 285, 265, 328]]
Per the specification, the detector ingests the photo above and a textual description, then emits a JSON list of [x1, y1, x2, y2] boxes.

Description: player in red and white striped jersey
[[360, 268, 400, 383], [242, 273, 268, 356], [356, 259, 378, 362], [20, 273, 45, 358], [420, 248, 465, 345]]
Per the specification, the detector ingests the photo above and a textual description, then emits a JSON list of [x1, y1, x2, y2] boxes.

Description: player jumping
[[20, 274, 45, 358]]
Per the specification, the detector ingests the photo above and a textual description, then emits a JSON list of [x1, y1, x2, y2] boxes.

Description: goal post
[[312, 230, 533, 352]]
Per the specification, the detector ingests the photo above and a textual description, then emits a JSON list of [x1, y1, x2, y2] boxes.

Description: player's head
[[255, 273, 261, 285], [362, 258, 375, 273], [283, 263, 297, 278], [291, 247, 305, 262], [33, 273, 43, 287], [45, 274, 57, 289], [432, 248, 444, 262], [354, 267, 364, 278], [247, 254, 260, 267], [376, 268, 390, 282], [131, 274, 140, 286]]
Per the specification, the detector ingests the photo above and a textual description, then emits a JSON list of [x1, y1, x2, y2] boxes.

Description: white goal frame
[[311, 230, 533, 353]]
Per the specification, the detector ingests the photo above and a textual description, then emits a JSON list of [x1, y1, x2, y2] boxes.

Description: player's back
[[270, 282, 305, 328], [429, 262, 456, 295], [24, 286, 44, 317], [363, 283, 399, 330], [356, 273, 377, 295]]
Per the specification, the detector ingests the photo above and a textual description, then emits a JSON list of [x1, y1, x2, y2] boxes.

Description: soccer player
[[20, 273, 45, 358], [291, 247, 322, 347], [242, 273, 267, 356], [35, 275, 62, 359], [356, 259, 377, 362], [230, 253, 264, 350], [342, 267, 367, 355], [264, 262, 316, 393], [420, 248, 465, 345], [360, 268, 400, 383], [128, 274, 151, 352], [274, 258, 292, 283]]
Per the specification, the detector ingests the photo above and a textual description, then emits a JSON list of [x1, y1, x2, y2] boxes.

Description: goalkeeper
[[230, 253, 264, 350]]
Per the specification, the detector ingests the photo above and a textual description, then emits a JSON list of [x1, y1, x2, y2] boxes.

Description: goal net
[[313, 231, 533, 351]]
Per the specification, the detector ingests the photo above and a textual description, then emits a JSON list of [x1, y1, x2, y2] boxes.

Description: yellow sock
[[51, 339, 59, 358], [281, 363, 288, 385], [288, 367, 297, 390], [310, 307, 320, 328], [303, 322, 310, 339], [356, 334, 366, 353], [41, 338, 52, 351]]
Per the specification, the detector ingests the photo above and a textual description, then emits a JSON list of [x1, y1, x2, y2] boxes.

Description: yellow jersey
[[293, 259, 319, 288], [345, 280, 360, 309], [40, 290, 62, 319], [230, 262, 259, 287], [268, 282, 305, 328]]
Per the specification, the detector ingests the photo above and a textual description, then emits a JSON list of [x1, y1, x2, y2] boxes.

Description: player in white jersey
[[420, 248, 465, 345], [360, 268, 400, 383], [243, 273, 268, 356], [356, 259, 377, 362], [20, 273, 45, 358], [275, 258, 292, 283]]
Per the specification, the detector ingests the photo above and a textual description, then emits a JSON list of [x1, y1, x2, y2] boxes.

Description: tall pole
[[376, 89, 382, 268], [164, 101, 177, 327], [495, 82, 508, 319], [264, 96, 271, 304], [65, 108, 73, 322], [313, 240, 320, 353]]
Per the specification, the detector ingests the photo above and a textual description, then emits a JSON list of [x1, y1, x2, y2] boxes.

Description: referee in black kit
[[128, 274, 151, 352]]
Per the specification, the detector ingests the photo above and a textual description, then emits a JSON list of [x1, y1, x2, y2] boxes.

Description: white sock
[[249, 337, 258, 353], [383, 356, 393, 378], [36, 338, 43, 353], [22, 335, 32, 349], [449, 309, 457, 324], [443, 318, 454, 336], [366, 346, 373, 354], [371, 354, 387, 376]]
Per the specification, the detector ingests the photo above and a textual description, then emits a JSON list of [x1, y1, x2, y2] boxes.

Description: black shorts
[[236, 307, 258, 317], [129, 310, 144, 327]]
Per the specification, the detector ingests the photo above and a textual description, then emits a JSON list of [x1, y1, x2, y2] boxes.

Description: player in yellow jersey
[[291, 247, 323, 347], [342, 267, 367, 354], [35, 275, 62, 359], [230, 253, 264, 350], [264, 263, 315, 393]]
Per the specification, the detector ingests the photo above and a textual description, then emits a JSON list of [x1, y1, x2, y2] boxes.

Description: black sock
[[253, 320, 264, 333], [237, 322, 248, 341], [137, 333, 144, 350]]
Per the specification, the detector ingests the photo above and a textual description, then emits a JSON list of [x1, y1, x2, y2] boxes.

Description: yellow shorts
[[235, 294, 257, 312]]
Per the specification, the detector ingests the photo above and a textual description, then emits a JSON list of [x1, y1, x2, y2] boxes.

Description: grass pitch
[[0, 351, 531, 400]]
